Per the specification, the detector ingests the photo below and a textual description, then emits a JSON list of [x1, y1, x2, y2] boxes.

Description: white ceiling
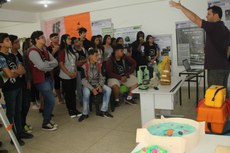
[[1, 0, 103, 13]]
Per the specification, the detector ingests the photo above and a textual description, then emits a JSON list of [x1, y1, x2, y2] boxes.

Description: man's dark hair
[[9, 35, 18, 44], [31, 31, 44, 45], [49, 33, 58, 39], [78, 27, 87, 34], [0, 33, 9, 43], [88, 48, 98, 56], [71, 37, 77, 45], [208, 5, 222, 19], [113, 44, 124, 52]]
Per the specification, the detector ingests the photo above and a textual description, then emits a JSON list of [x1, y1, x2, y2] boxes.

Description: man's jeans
[[82, 85, 111, 115], [34, 77, 55, 126], [3, 88, 23, 137]]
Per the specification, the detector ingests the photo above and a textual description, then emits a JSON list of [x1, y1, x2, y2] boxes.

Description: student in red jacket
[[106, 44, 138, 106]]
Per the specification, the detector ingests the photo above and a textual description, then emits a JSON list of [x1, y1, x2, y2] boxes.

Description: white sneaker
[[31, 104, 39, 110], [42, 123, 57, 131], [50, 120, 58, 127]]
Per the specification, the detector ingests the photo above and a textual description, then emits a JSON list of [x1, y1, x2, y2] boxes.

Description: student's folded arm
[[29, 51, 53, 72], [47, 52, 58, 68], [15, 64, 26, 75], [2, 67, 18, 78]]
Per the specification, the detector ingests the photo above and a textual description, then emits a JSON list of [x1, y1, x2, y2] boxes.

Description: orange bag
[[197, 102, 228, 134]]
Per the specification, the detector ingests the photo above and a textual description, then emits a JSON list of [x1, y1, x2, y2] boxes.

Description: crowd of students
[[0, 27, 160, 152]]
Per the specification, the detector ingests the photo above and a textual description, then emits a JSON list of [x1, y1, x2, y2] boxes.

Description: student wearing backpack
[[79, 49, 113, 122], [0, 33, 26, 145]]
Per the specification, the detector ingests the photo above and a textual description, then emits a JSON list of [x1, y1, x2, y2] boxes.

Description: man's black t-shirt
[[115, 59, 125, 76], [76, 49, 87, 61], [83, 39, 91, 51], [145, 43, 160, 61], [131, 41, 148, 67], [201, 20, 230, 69]]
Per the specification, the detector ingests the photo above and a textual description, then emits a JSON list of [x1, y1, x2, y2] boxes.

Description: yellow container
[[204, 85, 226, 108]]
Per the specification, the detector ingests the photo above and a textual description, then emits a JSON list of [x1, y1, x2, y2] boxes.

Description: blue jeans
[[3, 88, 23, 137], [34, 77, 55, 126], [82, 85, 111, 115], [76, 72, 83, 103]]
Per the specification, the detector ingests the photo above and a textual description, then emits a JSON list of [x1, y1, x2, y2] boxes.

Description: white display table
[[132, 77, 185, 126], [131, 134, 230, 153]]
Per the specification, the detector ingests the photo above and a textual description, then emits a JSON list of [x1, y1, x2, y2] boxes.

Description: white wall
[[1, 0, 210, 86], [0, 21, 41, 38], [40, 0, 208, 78]]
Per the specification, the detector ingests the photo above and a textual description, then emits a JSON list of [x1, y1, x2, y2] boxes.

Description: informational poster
[[154, 35, 173, 75], [114, 25, 142, 45], [44, 17, 65, 45], [208, 0, 230, 30], [91, 19, 113, 37], [154, 35, 172, 62], [176, 21, 205, 66], [64, 12, 92, 40]]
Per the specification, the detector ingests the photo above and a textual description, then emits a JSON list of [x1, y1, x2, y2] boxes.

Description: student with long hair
[[102, 35, 113, 61], [59, 34, 81, 118], [144, 35, 160, 78], [91, 36, 103, 64]]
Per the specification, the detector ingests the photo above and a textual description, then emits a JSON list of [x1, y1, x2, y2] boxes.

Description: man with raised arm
[[170, 0, 230, 91]]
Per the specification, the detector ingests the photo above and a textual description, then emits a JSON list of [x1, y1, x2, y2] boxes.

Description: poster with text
[[44, 17, 65, 45], [91, 19, 113, 37], [64, 12, 92, 40], [176, 21, 205, 66], [114, 25, 142, 45], [208, 0, 230, 30], [154, 35, 173, 63]]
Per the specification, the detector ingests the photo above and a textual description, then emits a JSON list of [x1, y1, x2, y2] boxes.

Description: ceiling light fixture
[[44, 0, 48, 8]]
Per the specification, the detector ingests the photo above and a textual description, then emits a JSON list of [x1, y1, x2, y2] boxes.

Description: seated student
[[79, 49, 113, 122], [106, 44, 138, 106]]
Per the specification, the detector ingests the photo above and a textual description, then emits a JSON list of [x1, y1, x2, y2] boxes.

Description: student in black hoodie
[[131, 31, 148, 70]]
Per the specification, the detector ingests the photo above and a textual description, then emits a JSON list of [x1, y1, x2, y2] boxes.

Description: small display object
[[137, 66, 150, 90], [136, 116, 205, 153]]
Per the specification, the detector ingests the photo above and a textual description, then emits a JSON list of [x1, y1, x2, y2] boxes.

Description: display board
[[43, 12, 92, 44], [176, 21, 205, 66], [44, 17, 65, 45], [114, 25, 142, 45], [154, 34, 172, 63], [91, 18, 113, 37]]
